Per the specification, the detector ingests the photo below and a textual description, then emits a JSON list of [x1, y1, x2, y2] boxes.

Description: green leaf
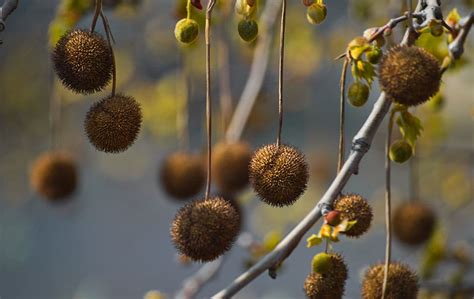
[[396, 111, 423, 151], [351, 60, 376, 86], [306, 234, 323, 248]]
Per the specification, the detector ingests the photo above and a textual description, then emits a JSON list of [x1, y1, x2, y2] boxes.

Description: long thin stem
[[204, 0, 216, 200], [186, 0, 192, 19], [382, 110, 396, 299], [90, 0, 102, 32], [276, 0, 286, 147], [100, 11, 116, 96], [337, 58, 349, 173]]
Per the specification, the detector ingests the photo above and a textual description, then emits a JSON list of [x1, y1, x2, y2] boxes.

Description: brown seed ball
[[160, 152, 205, 200], [379, 45, 441, 106], [30, 151, 78, 202], [304, 253, 348, 299], [249, 144, 308, 207], [393, 201, 436, 246], [170, 197, 240, 262], [212, 142, 252, 193], [52, 29, 113, 94], [85, 94, 142, 153], [333, 194, 373, 238], [362, 262, 419, 299]]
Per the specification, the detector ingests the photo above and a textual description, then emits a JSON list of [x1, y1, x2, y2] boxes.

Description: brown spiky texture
[[333, 194, 373, 238], [170, 197, 240, 262], [379, 45, 441, 106], [160, 152, 205, 200], [304, 253, 348, 299], [30, 151, 78, 201], [362, 262, 419, 299], [85, 94, 142, 153], [249, 143, 309, 207], [393, 201, 436, 246], [212, 141, 252, 193], [52, 29, 113, 94]]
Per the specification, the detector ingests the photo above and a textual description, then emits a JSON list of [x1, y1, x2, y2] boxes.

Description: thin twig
[[276, 0, 286, 147], [448, 12, 474, 60], [381, 110, 395, 299], [337, 58, 349, 173], [90, 0, 102, 32], [175, 258, 225, 299], [225, 0, 282, 142], [204, 0, 216, 200], [100, 11, 116, 96], [0, 0, 18, 26]]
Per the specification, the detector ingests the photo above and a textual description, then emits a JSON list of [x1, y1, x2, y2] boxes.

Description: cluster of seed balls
[[52, 29, 142, 153], [304, 253, 348, 299]]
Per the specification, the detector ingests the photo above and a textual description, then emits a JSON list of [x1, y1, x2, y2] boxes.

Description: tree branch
[[0, 0, 19, 33], [448, 12, 474, 60]]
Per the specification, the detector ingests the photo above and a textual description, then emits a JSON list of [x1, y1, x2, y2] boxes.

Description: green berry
[[174, 18, 199, 44], [348, 82, 369, 107], [389, 140, 413, 163], [366, 47, 382, 64], [312, 252, 332, 274], [306, 3, 327, 25], [238, 19, 258, 42]]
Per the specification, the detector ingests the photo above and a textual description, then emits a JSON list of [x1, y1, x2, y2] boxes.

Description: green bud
[[306, 3, 327, 25], [312, 252, 332, 274], [238, 19, 258, 42], [174, 18, 199, 44], [366, 47, 382, 64], [389, 140, 413, 163], [348, 82, 369, 107]]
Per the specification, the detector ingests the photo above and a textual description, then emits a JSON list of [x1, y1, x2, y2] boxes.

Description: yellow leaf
[[306, 234, 323, 248]]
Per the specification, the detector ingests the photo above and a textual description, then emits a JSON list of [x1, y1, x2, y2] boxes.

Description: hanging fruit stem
[[337, 58, 349, 173], [276, 0, 286, 147], [90, 0, 102, 32]]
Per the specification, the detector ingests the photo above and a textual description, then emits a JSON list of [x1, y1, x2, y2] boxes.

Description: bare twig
[[225, 0, 282, 142], [175, 258, 225, 299], [0, 0, 18, 30], [90, 0, 103, 32], [337, 58, 349, 173], [448, 12, 474, 60]]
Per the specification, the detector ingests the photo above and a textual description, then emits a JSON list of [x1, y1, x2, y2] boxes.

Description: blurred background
[[0, 0, 473, 298]]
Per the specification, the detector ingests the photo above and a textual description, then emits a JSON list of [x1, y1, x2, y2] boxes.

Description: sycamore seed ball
[[170, 197, 240, 262], [52, 29, 113, 94], [362, 262, 419, 299], [238, 19, 259, 42], [379, 45, 441, 106], [304, 253, 348, 299], [85, 94, 142, 153], [175, 18, 199, 44], [30, 151, 78, 202], [306, 3, 327, 25], [389, 140, 413, 163], [348, 82, 369, 107], [333, 194, 373, 237], [160, 152, 205, 199], [249, 143, 309, 207], [212, 142, 252, 193], [393, 201, 436, 246]]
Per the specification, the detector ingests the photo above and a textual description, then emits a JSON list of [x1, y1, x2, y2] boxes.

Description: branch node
[[317, 202, 332, 216], [268, 267, 278, 279]]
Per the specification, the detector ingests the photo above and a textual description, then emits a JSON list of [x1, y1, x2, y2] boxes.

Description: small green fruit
[[312, 252, 332, 274], [348, 82, 369, 107], [366, 47, 382, 64], [306, 3, 327, 25], [174, 18, 199, 44], [389, 140, 413, 163], [238, 19, 258, 42]]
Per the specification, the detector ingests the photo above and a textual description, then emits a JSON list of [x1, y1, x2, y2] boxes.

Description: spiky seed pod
[[30, 151, 78, 201], [362, 262, 419, 299], [389, 140, 413, 163], [52, 29, 113, 94], [174, 18, 199, 44], [393, 201, 436, 246], [160, 152, 205, 200], [333, 194, 373, 237], [348, 82, 370, 107], [85, 94, 142, 153], [212, 142, 252, 193], [170, 197, 240, 262], [249, 144, 309, 207], [238, 19, 259, 42], [379, 45, 441, 106], [306, 3, 327, 25], [304, 253, 348, 299]]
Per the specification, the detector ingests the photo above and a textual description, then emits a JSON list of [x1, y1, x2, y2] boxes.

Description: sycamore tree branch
[[212, 0, 466, 297], [449, 12, 474, 60], [0, 0, 19, 31]]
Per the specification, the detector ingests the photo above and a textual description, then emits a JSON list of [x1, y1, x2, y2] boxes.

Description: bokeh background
[[0, 0, 473, 298]]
